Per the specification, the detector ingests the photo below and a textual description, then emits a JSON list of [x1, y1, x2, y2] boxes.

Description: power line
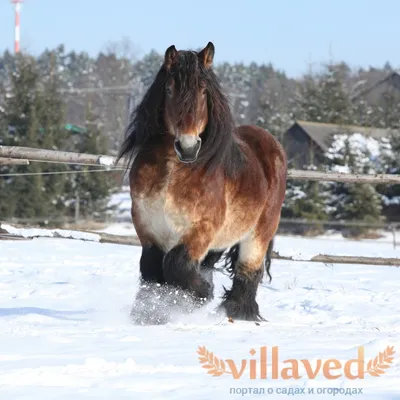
[[0, 167, 126, 177], [13, 158, 123, 168], [58, 85, 246, 98], [59, 85, 134, 95]]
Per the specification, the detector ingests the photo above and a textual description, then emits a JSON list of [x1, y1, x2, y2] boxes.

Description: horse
[[116, 42, 287, 324]]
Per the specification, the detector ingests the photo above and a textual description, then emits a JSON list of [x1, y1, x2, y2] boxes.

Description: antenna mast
[[11, 0, 23, 53]]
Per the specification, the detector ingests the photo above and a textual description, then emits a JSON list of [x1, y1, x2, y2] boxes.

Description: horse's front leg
[[163, 223, 215, 303]]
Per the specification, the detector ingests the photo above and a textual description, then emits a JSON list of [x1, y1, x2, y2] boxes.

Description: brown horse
[[116, 42, 287, 323]]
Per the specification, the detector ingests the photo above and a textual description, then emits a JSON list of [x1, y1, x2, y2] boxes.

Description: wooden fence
[[1, 222, 399, 267], [2, 145, 400, 183], [1, 144, 400, 268], [0, 157, 29, 166]]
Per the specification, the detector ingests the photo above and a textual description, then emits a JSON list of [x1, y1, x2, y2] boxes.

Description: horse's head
[[117, 40, 240, 177], [162, 42, 215, 163]]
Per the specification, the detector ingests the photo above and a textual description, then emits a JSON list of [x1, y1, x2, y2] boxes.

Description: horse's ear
[[198, 42, 215, 68], [164, 45, 178, 69]]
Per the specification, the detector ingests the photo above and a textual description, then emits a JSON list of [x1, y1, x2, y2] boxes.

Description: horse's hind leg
[[219, 216, 279, 321], [218, 239, 266, 321]]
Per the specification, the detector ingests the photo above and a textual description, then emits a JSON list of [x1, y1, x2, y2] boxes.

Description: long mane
[[116, 51, 246, 178]]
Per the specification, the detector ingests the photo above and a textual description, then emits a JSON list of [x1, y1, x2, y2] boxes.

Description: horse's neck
[[135, 137, 178, 180]]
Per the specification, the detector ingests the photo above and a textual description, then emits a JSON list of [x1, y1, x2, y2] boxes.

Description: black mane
[[116, 50, 246, 178]]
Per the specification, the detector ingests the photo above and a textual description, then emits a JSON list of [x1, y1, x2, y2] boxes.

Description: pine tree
[[282, 165, 330, 235], [0, 53, 68, 221], [64, 101, 115, 220], [318, 62, 353, 125], [377, 133, 400, 217], [39, 51, 70, 216], [326, 133, 383, 236], [285, 62, 354, 228], [0, 54, 44, 219], [296, 72, 325, 122], [297, 62, 353, 125]]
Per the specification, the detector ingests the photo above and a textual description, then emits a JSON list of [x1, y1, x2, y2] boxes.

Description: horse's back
[[237, 124, 287, 206], [237, 124, 286, 164]]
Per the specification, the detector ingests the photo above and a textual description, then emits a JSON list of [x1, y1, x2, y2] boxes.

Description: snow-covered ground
[[0, 227, 399, 399]]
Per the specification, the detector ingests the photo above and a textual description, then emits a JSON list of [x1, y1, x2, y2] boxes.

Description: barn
[[284, 120, 390, 168]]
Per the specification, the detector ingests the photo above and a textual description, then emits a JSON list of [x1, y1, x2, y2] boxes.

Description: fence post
[[75, 190, 80, 224]]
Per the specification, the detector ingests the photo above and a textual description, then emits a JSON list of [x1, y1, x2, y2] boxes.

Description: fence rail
[[0, 145, 120, 168], [288, 169, 400, 184], [2, 145, 400, 183], [0, 157, 29, 166], [1, 223, 399, 268]]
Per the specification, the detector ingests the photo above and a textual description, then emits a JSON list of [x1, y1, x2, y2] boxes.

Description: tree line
[[0, 43, 399, 235], [0, 52, 116, 224]]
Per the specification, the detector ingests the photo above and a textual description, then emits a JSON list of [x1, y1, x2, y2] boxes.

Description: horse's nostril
[[174, 138, 201, 163], [174, 140, 184, 155]]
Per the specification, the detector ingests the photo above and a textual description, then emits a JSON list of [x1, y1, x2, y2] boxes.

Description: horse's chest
[[133, 185, 190, 252]]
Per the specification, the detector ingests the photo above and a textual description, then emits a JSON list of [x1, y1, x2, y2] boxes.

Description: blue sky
[[0, 0, 399, 77]]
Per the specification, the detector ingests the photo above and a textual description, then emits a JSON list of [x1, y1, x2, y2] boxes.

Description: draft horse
[[116, 42, 287, 323]]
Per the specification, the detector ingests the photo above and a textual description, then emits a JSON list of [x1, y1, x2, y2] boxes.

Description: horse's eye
[[199, 81, 207, 95], [166, 86, 172, 96]]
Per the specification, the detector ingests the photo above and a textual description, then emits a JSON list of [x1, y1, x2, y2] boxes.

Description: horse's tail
[[264, 237, 274, 283], [221, 237, 274, 283]]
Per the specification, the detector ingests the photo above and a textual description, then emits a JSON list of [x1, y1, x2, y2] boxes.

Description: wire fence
[[2, 144, 400, 183], [1, 145, 400, 250], [0, 168, 125, 177]]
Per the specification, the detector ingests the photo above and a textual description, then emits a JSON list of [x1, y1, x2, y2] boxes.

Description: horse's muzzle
[[174, 137, 202, 163]]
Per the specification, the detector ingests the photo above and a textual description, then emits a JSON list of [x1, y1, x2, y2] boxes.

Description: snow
[[326, 133, 382, 174], [1, 223, 101, 242], [384, 196, 400, 205], [106, 187, 132, 221], [98, 155, 115, 167], [0, 228, 399, 399], [97, 222, 137, 236]]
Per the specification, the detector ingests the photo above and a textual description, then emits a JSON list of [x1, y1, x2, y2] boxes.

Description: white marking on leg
[[238, 232, 265, 271]]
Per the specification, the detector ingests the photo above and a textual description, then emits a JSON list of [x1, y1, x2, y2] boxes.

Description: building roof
[[292, 120, 390, 152], [352, 71, 400, 99]]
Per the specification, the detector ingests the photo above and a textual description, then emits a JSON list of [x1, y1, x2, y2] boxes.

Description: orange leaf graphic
[[365, 345, 396, 377], [373, 355, 378, 367], [197, 345, 231, 377]]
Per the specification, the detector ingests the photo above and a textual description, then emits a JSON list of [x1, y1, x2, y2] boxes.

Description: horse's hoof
[[218, 298, 265, 322], [192, 278, 214, 301]]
